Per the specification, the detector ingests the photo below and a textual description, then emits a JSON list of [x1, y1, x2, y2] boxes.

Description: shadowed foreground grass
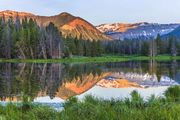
[[0, 86, 180, 120], [0, 55, 180, 63]]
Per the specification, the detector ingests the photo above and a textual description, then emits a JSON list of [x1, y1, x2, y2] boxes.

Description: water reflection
[[0, 60, 179, 102]]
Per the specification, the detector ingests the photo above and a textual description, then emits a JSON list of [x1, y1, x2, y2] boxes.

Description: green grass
[[0, 55, 180, 63], [1, 86, 180, 120], [0, 103, 58, 120]]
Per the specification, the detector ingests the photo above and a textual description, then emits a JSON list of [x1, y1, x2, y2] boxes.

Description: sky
[[0, 0, 180, 25]]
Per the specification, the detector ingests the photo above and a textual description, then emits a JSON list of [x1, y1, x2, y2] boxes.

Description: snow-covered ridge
[[96, 22, 180, 40], [96, 22, 148, 33]]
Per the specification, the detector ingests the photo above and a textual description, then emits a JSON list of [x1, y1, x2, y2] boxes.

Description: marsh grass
[[1, 86, 180, 120]]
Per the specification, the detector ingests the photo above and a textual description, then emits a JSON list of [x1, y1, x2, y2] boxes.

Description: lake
[[0, 60, 180, 107]]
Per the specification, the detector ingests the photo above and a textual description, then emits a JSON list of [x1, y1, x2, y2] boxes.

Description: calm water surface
[[0, 60, 180, 105]]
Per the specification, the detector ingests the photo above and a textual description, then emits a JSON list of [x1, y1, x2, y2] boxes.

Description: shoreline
[[0, 55, 180, 63]]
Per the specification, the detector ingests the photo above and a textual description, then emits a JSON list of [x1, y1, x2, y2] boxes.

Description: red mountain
[[0, 10, 111, 41]]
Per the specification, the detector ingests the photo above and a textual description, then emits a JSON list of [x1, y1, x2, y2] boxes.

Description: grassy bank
[[1, 86, 180, 120], [0, 55, 180, 63]]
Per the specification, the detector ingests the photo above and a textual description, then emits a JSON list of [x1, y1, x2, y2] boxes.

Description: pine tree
[[78, 40, 84, 56], [169, 36, 177, 57], [91, 40, 97, 57], [156, 34, 162, 55], [84, 40, 91, 56], [46, 22, 64, 58], [96, 40, 102, 56]]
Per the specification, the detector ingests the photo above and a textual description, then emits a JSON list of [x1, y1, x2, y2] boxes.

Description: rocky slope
[[96, 22, 144, 33], [0, 10, 111, 41], [161, 26, 180, 39], [96, 22, 180, 40]]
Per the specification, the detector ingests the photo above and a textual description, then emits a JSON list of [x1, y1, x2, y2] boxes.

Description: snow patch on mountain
[[96, 23, 180, 40]]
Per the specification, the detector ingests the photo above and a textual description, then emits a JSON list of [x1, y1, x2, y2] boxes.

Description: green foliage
[[0, 17, 64, 59], [58, 86, 180, 120], [1, 86, 180, 120], [1, 17, 180, 59], [165, 85, 180, 102], [0, 104, 57, 120], [64, 36, 103, 57], [130, 90, 144, 108], [105, 36, 180, 57], [156, 34, 162, 54], [0, 55, 180, 64], [24, 106, 57, 120], [64, 97, 78, 109]]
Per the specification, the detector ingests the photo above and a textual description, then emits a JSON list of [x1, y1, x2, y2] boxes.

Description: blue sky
[[0, 0, 180, 25]]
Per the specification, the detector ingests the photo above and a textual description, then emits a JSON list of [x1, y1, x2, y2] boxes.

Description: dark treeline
[[0, 17, 64, 59], [64, 36, 103, 57], [1, 17, 180, 59], [104, 34, 180, 57], [63, 34, 180, 57]]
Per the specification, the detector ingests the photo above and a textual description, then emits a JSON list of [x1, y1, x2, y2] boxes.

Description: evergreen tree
[[156, 34, 162, 55], [169, 36, 177, 57], [0, 18, 65, 59]]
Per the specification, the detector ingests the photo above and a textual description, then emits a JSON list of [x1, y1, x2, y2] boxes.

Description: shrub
[[164, 85, 180, 102]]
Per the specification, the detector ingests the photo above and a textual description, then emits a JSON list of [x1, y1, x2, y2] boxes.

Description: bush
[[164, 85, 180, 102]]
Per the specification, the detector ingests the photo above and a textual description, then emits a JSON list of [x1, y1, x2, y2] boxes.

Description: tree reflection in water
[[0, 61, 179, 102]]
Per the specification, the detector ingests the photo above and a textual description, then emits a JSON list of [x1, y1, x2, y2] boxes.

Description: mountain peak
[[59, 12, 73, 17], [0, 10, 111, 41], [0, 10, 35, 20], [0, 10, 34, 16], [96, 22, 180, 40], [60, 17, 112, 41]]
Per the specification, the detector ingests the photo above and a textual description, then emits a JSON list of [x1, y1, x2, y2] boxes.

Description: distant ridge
[[161, 26, 180, 39], [96, 22, 180, 40]]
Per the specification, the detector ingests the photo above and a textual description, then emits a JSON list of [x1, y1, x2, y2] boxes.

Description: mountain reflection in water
[[0, 60, 179, 102]]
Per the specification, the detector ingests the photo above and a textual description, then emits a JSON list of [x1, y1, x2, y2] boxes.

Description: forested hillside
[[0, 16, 180, 59], [104, 34, 180, 57], [64, 36, 103, 57], [0, 17, 64, 59], [0, 17, 105, 59]]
